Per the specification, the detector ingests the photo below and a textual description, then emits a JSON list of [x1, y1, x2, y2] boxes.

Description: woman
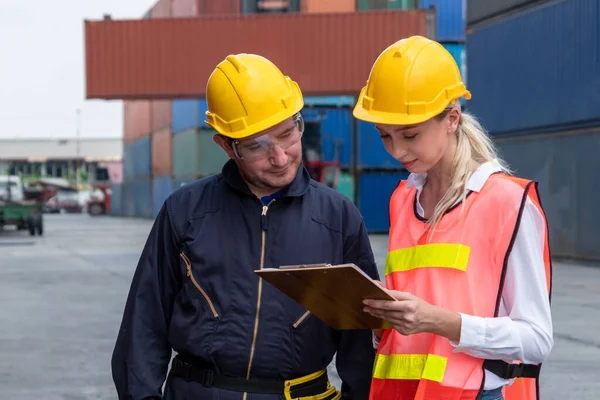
[[355, 36, 553, 400]]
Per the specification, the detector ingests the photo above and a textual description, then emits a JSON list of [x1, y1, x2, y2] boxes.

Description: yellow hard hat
[[205, 53, 304, 139], [353, 35, 471, 126]]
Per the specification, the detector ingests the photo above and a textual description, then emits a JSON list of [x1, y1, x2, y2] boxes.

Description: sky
[[0, 0, 155, 140]]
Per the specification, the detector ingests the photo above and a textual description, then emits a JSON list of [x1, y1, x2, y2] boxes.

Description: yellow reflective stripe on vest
[[385, 243, 470, 275], [373, 353, 447, 382]]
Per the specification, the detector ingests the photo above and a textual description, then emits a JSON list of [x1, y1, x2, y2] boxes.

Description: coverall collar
[[222, 158, 311, 199]]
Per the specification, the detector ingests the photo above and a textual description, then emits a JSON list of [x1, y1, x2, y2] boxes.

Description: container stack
[[466, 0, 600, 261]]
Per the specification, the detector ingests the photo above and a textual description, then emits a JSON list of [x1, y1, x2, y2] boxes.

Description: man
[[111, 53, 380, 400]]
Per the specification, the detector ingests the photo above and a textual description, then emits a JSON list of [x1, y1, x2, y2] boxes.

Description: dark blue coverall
[[111, 159, 380, 399]]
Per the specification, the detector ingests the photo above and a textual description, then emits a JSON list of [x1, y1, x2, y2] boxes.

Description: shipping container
[[151, 0, 173, 17], [110, 183, 123, 216], [357, 0, 415, 10], [123, 136, 151, 180], [151, 100, 172, 132], [200, 0, 241, 15], [171, 99, 208, 134], [124, 101, 151, 143], [301, 0, 355, 13], [172, 0, 198, 16], [302, 108, 353, 168], [495, 127, 600, 261], [358, 121, 402, 168], [85, 10, 433, 99], [122, 178, 153, 218], [336, 171, 354, 201], [152, 176, 174, 217], [420, 0, 465, 41], [442, 42, 467, 103], [466, 0, 600, 136], [357, 170, 410, 233], [172, 128, 230, 178], [467, 0, 546, 26], [151, 128, 172, 177], [304, 96, 355, 107]]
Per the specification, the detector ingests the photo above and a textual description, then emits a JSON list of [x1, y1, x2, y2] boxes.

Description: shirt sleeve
[[449, 198, 554, 364], [111, 202, 182, 399]]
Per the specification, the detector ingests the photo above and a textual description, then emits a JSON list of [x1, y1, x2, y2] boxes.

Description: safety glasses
[[230, 113, 304, 162]]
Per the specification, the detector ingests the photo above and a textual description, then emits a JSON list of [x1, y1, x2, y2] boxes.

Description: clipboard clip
[[279, 263, 332, 269]]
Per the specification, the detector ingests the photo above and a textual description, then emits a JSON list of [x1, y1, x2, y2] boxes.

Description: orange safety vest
[[371, 173, 552, 400]]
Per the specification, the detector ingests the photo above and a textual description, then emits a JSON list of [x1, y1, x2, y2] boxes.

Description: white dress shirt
[[374, 161, 554, 390]]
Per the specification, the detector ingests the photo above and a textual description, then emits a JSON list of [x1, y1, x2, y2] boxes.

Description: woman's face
[[375, 108, 460, 173]]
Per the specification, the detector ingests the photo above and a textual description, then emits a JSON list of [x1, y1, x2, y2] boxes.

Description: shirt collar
[[406, 160, 503, 192]]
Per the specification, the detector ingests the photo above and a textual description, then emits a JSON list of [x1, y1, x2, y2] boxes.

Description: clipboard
[[254, 263, 395, 330]]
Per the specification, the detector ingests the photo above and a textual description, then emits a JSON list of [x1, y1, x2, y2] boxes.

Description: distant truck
[[0, 175, 44, 236]]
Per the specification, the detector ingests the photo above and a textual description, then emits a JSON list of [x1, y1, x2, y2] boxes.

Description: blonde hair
[[426, 104, 512, 239]]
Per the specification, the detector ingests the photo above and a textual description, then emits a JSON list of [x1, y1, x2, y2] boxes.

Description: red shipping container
[[172, 0, 198, 16], [124, 101, 152, 142], [151, 100, 172, 132], [151, 128, 173, 176], [199, 0, 241, 15], [85, 10, 433, 99], [301, 0, 355, 13], [151, 0, 173, 17]]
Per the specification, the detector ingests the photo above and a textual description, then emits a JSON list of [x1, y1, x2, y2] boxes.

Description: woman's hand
[[363, 291, 462, 342]]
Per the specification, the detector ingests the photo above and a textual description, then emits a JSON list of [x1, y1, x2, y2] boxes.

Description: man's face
[[214, 114, 304, 194]]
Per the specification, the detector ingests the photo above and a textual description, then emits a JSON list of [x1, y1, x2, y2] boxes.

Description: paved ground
[[0, 214, 598, 399]]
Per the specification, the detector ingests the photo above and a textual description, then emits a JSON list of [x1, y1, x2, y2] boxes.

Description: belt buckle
[[508, 362, 524, 379], [200, 369, 214, 388]]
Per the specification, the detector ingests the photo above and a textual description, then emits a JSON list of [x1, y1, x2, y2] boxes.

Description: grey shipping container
[[172, 128, 230, 178], [467, 0, 548, 26], [495, 127, 600, 261]]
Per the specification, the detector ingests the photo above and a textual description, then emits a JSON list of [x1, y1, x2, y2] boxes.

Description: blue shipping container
[[358, 170, 410, 233], [496, 127, 600, 261], [303, 96, 355, 107], [358, 121, 402, 168], [110, 184, 122, 216], [420, 0, 466, 41], [123, 136, 151, 180], [442, 42, 467, 105], [152, 176, 173, 218], [302, 108, 352, 168], [121, 180, 152, 218], [466, 0, 600, 135], [171, 99, 209, 134]]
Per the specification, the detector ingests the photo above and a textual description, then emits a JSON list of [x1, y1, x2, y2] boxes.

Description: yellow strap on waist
[[373, 353, 448, 383]]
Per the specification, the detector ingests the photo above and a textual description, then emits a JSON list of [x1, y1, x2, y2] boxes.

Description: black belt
[[484, 359, 541, 379], [171, 355, 334, 398]]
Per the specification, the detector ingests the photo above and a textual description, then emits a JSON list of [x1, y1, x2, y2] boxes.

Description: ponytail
[[426, 105, 511, 239]]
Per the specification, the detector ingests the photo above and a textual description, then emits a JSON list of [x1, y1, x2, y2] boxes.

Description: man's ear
[[213, 134, 235, 159]]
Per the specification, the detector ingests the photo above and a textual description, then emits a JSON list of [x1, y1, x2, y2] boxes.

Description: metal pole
[[76, 108, 81, 190]]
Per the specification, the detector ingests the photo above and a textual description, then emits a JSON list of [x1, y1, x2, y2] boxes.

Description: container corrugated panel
[[172, 128, 229, 178], [124, 101, 151, 142], [301, 0, 355, 13], [110, 184, 123, 216], [302, 108, 352, 168], [467, 0, 546, 26], [151, 0, 173, 17], [171, 99, 208, 134], [466, 0, 600, 135], [172, 0, 198, 16], [129, 178, 153, 218], [420, 0, 465, 41], [336, 172, 354, 201], [358, 121, 402, 168], [151, 128, 172, 176], [442, 42, 466, 104], [151, 100, 172, 132], [495, 128, 600, 261], [152, 176, 174, 218], [358, 170, 410, 233], [123, 136, 152, 180], [199, 0, 241, 15], [84, 11, 430, 99], [357, 0, 415, 10]]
